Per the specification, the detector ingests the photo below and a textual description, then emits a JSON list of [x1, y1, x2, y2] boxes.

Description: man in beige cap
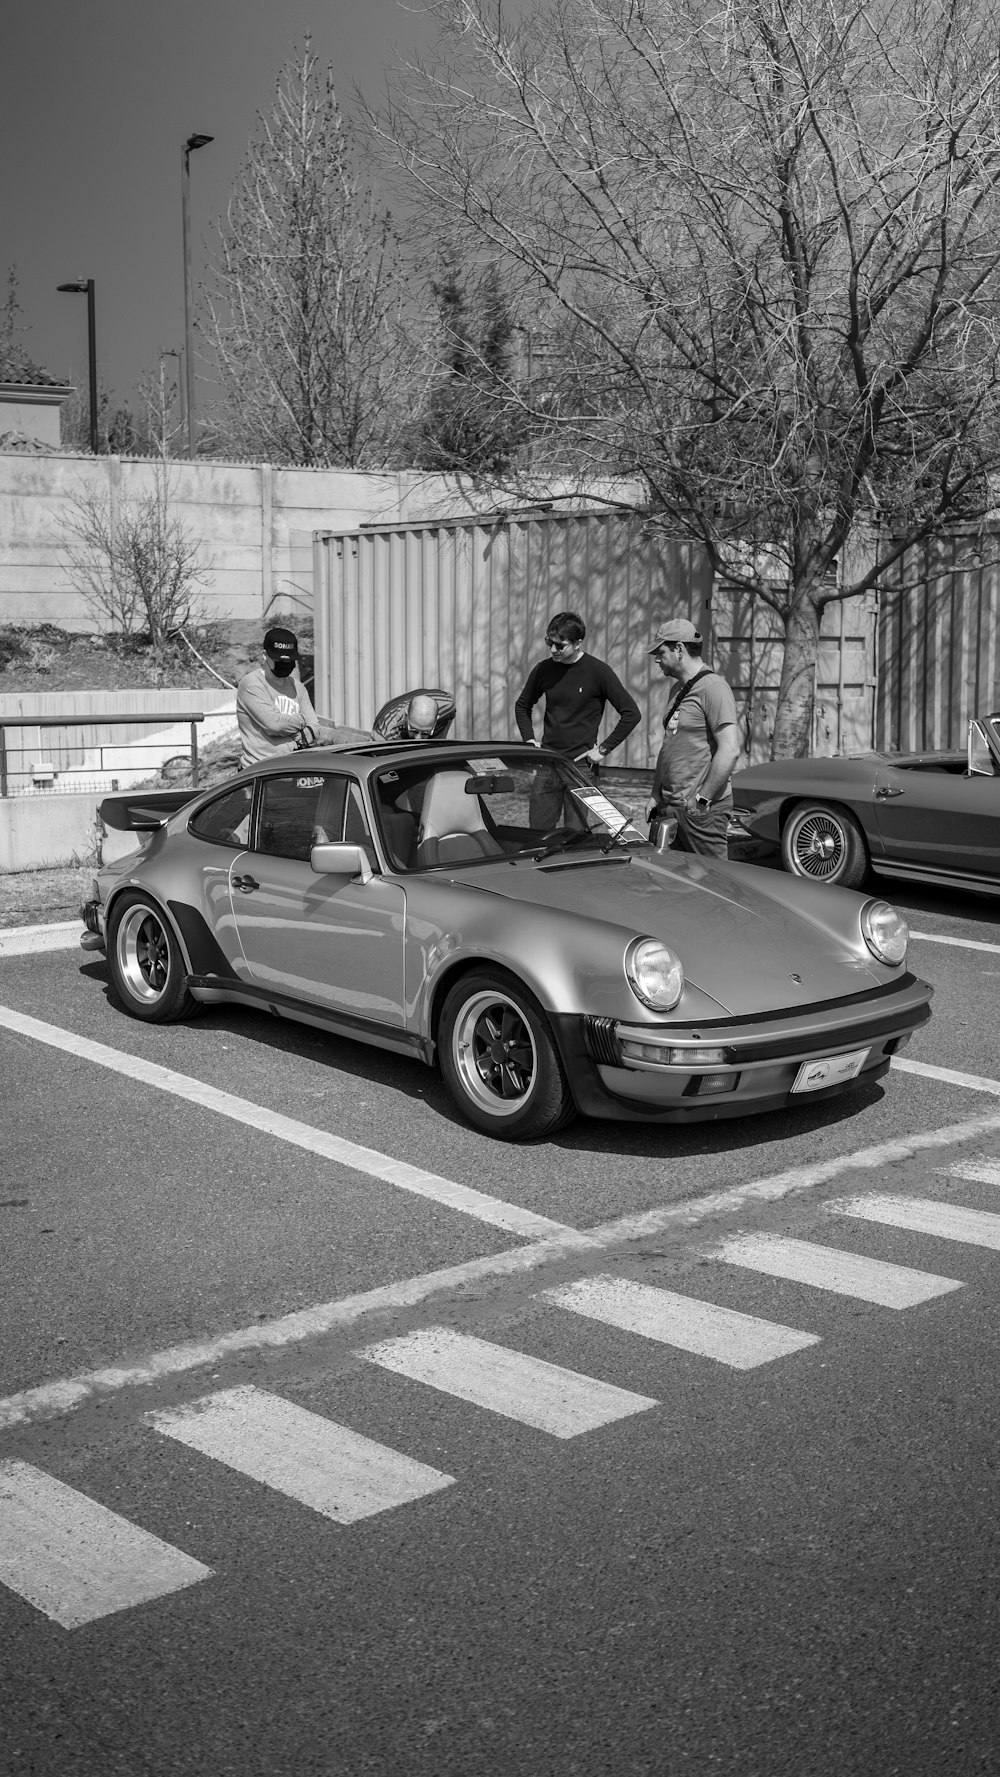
[[645, 618, 741, 859]]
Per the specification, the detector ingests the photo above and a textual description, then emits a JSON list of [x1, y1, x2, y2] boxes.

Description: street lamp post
[[181, 132, 213, 458], [56, 278, 97, 453], [158, 347, 184, 457]]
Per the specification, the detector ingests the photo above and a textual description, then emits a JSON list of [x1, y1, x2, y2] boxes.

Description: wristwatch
[[695, 792, 712, 809]]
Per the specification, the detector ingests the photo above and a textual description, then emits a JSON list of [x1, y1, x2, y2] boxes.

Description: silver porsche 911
[[81, 740, 932, 1142]]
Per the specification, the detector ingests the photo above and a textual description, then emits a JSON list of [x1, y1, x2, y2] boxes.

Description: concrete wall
[[0, 790, 139, 873], [0, 449, 634, 632]]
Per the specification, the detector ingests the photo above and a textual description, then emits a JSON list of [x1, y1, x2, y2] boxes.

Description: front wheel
[[438, 970, 576, 1141], [107, 891, 198, 1023], [781, 802, 869, 889]]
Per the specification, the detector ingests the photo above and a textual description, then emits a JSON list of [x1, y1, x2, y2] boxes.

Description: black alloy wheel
[[438, 969, 576, 1141], [107, 891, 198, 1023]]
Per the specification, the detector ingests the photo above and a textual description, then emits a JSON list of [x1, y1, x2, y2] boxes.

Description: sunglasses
[[546, 638, 573, 652]]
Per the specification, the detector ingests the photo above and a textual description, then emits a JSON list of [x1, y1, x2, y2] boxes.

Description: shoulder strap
[[662, 667, 713, 731]]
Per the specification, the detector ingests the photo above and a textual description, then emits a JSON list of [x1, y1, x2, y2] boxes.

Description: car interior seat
[[416, 771, 504, 868]]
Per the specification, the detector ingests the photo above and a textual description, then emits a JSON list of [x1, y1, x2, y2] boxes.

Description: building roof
[[0, 359, 72, 392]]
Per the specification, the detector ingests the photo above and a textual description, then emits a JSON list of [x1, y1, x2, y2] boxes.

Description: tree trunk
[[771, 592, 821, 759]]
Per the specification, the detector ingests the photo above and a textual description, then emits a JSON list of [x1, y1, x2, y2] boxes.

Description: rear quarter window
[[188, 782, 253, 848]]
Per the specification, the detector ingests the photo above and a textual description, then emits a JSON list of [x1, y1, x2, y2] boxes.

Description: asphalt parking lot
[[0, 874, 998, 1405], [3, 874, 1000, 1776]]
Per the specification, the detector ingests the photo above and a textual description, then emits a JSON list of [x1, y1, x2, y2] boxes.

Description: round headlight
[[861, 899, 908, 966], [625, 937, 684, 1010]]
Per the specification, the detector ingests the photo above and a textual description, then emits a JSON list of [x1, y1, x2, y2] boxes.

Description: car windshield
[[371, 752, 645, 873]]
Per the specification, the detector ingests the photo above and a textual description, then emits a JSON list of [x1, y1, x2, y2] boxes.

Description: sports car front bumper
[[553, 972, 933, 1123]]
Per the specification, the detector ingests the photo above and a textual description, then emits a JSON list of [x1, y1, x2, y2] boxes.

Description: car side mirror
[[310, 841, 374, 882]]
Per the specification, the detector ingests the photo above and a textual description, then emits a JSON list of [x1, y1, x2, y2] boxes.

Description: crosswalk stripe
[[832, 1194, 1000, 1250], [148, 1386, 454, 1523], [709, 1234, 962, 1308], [947, 1158, 1000, 1189], [0, 1460, 212, 1629], [360, 1327, 657, 1437], [543, 1275, 820, 1369]]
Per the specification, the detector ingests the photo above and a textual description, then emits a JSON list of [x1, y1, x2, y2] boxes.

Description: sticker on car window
[[296, 777, 323, 789], [572, 787, 641, 831]]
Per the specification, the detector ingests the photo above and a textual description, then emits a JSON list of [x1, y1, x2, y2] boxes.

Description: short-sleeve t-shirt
[[652, 672, 739, 806]]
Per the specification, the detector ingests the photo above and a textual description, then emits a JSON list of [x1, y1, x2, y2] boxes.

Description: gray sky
[[2, 0, 435, 417]]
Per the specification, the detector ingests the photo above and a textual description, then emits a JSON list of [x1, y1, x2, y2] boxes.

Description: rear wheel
[[438, 969, 576, 1141], [107, 892, 197, 1023], [781, 802, 869, 889]]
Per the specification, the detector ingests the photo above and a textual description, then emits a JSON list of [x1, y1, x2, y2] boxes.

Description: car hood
[[446, 849, 888, 1015]]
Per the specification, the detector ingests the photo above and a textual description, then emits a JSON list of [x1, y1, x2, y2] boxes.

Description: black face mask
[[269, 657, 295, 678]]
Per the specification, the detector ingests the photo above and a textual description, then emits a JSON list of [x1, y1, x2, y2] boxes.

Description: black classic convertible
[[731, 713, 1000, 896]]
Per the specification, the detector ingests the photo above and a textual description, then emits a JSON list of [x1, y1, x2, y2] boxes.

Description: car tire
[[438, 969, 577, 1141], [107, 891, 198, 1023], [781, 802, 869, 889]]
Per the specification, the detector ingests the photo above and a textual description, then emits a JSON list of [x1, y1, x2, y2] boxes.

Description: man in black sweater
[[514, 611, 640, 769]]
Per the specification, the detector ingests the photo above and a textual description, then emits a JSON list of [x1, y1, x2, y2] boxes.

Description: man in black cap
[[645, 617, 741, 859], [236, 626, 320, 768]]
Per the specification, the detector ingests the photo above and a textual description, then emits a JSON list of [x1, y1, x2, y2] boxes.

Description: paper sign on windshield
[[571, 787, 643, 835]]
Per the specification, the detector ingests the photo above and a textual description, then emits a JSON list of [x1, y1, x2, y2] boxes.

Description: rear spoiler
[[98, 788, 199, 832]]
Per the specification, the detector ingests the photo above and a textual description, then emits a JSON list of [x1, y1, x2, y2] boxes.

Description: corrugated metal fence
[[313, 513, 876, 767], [876, 532, 1000, 753]]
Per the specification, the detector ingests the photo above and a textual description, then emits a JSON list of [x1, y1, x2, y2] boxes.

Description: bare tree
[[376, 0, 1000, 753], [410, 254, 522, 473], [206, 42, 414, 466], [61, 464, 214, 663]]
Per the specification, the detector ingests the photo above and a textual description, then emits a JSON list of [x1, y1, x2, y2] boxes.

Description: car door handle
[[874, 786, 903, 799], [232, 873, 259, 893]]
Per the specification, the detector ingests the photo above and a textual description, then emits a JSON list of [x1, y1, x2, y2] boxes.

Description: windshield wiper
[[599, 813, 639, 854], [515, 828, 603, 861]]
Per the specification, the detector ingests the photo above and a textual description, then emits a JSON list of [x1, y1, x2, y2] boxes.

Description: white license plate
[[791, 1047, 870, 1093]]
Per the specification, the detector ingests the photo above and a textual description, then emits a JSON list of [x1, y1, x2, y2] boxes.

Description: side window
[[188, 782, 253, 849], [969, 722, 997, 778], [257, 773, 348, 861]]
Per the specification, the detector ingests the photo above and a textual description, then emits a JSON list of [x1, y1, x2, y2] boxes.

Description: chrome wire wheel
[[116, 903, 172, 1003], [451, 988, 538, 1118], [781, 802, 868, 889]]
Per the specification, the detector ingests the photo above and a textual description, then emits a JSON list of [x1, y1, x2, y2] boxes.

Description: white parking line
[[909, 931, 1000, 955], [0, 1460, 211, 1628], [149, 1386, 454, 1522], [544, 1275, 820, 1369], [709, 1233, 962, 1308], [0, 1005, 576, 1243], [831, 1193, 1000, 1250], [893, 1057, 1000, 1097], [360, 1328, 657, 1436], [4, 1105, 1000, 1433], [947, 1158, 1000, 1188], [0, 922, 82, 958]]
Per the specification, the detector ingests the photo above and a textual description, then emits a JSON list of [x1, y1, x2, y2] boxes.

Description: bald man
[[372, 688, 457, 742], [404, 693, 439, 738]]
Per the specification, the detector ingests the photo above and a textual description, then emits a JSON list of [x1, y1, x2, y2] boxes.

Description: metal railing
[[0, 712, 206, 799]]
